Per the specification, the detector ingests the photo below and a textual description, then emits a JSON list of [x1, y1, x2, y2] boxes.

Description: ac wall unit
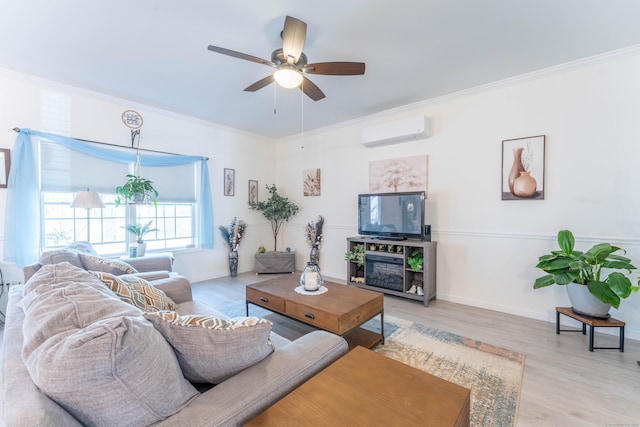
[[362, 115, 431, 147]]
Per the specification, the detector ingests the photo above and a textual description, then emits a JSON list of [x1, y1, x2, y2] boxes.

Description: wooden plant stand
[[556, 307, 625, 352]]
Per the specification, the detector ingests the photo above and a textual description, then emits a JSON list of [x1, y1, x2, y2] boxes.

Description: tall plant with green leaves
[[534, 229, 639, 309], [249, 184, 299, 252]]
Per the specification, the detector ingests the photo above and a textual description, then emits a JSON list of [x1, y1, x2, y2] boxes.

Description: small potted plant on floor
[[115, 174, 159, 207], [123, 220, 158, 257], [534, 229, 639, 318]]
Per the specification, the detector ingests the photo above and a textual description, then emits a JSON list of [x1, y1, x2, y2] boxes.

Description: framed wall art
[[0, 148, 10, 188], [303, 168, 321, 196], [224, 168, 235, 196], [368, 155, 428, 195], [502, 135, 545, 200], [248, 180, 258, 204]]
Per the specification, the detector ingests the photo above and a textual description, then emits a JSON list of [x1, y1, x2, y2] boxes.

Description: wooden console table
[[245, 346, 470, 426], [556, 307, 625, 352]]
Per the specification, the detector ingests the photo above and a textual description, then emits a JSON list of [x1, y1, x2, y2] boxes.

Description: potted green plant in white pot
[[534, 229, 639, 318], [123, 220, 158, 257]]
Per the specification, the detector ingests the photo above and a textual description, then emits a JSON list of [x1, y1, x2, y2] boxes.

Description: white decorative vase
[[566, 282, 611, 319], [137, 242, 147, 257]]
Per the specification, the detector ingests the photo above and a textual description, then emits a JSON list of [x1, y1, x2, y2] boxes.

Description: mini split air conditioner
[[361, 115, 431, 147]]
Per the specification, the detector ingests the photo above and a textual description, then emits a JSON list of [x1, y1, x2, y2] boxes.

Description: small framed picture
[[502, 135, 545, 200], [0, 148, 11, 188], [224, 168, 235, 196], [248, 180, 258, 204]]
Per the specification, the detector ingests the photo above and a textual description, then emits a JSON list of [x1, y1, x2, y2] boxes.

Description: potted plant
[[406, 248, 425, 295], [249, 184, 299, 252], [534, 229, 639, 318], [115, 174, 159, 207], [122, 220, 158, 257], [407, 248, 424, 272], [345, 243, 365, 282]]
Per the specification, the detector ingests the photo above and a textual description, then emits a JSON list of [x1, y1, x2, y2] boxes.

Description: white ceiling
[[1, 1, 640, 139]]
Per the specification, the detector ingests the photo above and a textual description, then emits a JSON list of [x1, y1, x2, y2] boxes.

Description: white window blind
[[39, 142, 129, 193], [144, 164, 197, 203]]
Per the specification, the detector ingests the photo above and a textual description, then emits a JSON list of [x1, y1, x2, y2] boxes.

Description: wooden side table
[[556, 307, 625, 352]]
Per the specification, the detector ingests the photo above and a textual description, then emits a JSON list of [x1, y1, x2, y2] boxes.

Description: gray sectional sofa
[[2, 249, 348, 426]]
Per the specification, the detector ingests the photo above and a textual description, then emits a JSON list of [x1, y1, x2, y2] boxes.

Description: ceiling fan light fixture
[[274, 67, 303, 89]]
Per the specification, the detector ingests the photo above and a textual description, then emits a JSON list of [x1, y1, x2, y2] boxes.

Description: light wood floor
[[193, 273, 640, 427], [1, 273, 638, 426]]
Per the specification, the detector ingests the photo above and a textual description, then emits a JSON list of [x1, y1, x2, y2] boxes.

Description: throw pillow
[[144, 311, 275, 384], [79, 253, 138, 275], [20, 268, 198, 426], [37, 249, 83, 269], [91, 271, 177, 312]]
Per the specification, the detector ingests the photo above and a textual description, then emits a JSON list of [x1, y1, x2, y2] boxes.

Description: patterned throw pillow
[[79, 253, 138, 275], [92, 272, 177, 312], [144, 311, 275, 384]]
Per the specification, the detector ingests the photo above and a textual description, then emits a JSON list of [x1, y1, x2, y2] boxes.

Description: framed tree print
[[224, 168, 235, 196], [502, 135, 545, 200], [248, 180, 258, 204]]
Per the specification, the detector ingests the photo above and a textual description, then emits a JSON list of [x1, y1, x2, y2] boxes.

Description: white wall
[[0, 69, 279, 284], [276, 47, 640, 339], [2, 47, 640, 340]]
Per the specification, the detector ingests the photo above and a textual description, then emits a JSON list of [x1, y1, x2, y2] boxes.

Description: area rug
[[215, 302, 524, 426], [371, 316, 524, 427]]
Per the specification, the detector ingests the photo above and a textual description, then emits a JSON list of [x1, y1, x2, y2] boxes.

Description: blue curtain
[[4, 129, 214, 267]]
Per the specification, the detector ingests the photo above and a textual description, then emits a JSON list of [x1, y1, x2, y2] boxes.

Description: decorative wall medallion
[[122, 110, 143, 129]]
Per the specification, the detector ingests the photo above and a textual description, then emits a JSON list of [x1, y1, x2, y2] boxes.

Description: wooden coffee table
[[245, 346, 471, 426], [246, 275, 384, 349]]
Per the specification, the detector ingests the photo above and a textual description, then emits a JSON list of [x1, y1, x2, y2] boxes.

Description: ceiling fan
[[207, 15, 365, 101]]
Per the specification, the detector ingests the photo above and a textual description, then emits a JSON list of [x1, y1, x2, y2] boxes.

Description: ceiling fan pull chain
[[300, 79, 304, 149], [273, 83, 277, 115]]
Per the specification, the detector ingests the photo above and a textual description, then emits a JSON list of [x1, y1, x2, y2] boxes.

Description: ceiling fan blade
[[304, 62, 366, 75], [281, 16, 307, 64], [207, 45, 276, 68], [244, 75, 275, 92], [300, 76, 325, 101]]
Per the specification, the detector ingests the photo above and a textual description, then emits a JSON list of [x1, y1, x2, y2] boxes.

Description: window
[[39, 142, 198, 255]]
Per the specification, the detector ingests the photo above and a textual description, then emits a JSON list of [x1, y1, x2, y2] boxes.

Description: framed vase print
[[501, 135, 545, 200], [224, 168, 235, 196]]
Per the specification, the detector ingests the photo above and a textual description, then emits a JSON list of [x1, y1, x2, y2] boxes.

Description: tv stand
[[346, 236, 436, 306]]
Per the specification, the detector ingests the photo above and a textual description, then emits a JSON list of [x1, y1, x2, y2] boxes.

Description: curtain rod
[[12, 127, 209, 160]]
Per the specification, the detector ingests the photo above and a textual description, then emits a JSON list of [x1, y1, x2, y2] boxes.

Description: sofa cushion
[[144, 311, 275, 384], [79, 253, 138, 275], [38, 249, 83, 269], [91, 271, 177, 312], [20, 263, 198, 426]]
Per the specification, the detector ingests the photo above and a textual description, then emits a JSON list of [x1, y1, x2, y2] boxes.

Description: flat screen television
[[358, 191, 425, 240]]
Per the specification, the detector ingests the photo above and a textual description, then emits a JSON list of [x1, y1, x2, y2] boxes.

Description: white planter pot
[[566, 282, 611, 319], [137, 242, 147, 257]]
